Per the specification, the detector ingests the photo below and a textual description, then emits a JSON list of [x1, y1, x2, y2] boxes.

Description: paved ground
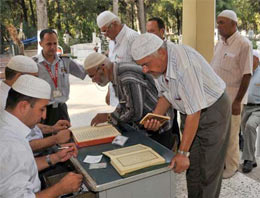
[[67, 75, 260, 198]]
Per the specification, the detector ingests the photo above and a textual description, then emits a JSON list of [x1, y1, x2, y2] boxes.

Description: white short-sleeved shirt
[[0, 111, 41, 198], [156, 41, 226, 115], [211, 31, 253, 103], [108, 24, 139, 63], [108, 25, 139, 106]]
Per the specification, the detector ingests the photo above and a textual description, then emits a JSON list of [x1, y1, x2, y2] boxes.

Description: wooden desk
[[70, 124, 176, 198]]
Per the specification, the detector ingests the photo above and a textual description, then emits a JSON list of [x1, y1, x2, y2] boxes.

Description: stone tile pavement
[[68, 75, 260, 197]]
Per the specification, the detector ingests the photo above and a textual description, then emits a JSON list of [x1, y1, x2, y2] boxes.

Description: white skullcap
[[218, 10, 238, 23], [12, 75, 51, 99], [253, 50, 259, 60], [84, 52, 106, 70], [7, 55, 38, 73], [131, 33, 163, 60], [97, 10, 119, 28]]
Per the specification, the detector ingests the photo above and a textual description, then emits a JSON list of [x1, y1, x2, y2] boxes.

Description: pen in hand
[[58, 146, 70, 150]]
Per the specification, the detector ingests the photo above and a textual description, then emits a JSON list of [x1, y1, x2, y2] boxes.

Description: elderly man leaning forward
[[0, 75, 82, 198], [84, 52, 176, 150], [97, 10, 139, 106], [131, 33, 231, 198], [211, 10, 253, 179], [0, 55, 71, 153], [146, 17, 180, 150]]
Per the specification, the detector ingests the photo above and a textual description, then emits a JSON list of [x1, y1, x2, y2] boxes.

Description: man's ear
[[160, 28, 165, 39], [39, 41, 43, 47], [17, 101, 31, 115]]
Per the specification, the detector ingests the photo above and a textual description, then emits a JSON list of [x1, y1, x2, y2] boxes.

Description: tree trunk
[[36, 0, 48, 30], [57, 0, 61, 31], [113, 0, 119, 16], [136, 0, 146, 33], [20, 0, 28, 23], [29, 0, 36, 27]]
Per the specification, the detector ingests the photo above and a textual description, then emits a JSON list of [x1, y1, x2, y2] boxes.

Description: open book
[[71, 124, 121, 148], [103, 144, 165, 176], [139, 113, 170, 127]]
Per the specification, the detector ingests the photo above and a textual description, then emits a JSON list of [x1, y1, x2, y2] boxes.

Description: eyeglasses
[[88, 64, 104, 79], [101, 23, 113, 35]]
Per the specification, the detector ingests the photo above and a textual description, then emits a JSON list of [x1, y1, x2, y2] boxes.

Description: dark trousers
[[181, 92, 231, 198], [43, 103, 70, 126], [150, 129, 174, 150], [172, 109, 180, 148]]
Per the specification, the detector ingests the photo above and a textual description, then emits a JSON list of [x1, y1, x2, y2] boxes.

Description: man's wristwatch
[[177, 149, 190, 157], [46, 154, 53, 167]]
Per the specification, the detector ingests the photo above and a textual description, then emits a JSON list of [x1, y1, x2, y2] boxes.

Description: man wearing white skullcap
[[146, 18, 180, 150], [0, 74, 83, 198], [96, 10, 139, 107], [211, 9, 253, 179], [0, 55, 71, 153], [131, 33, 231, 198], [0, 55, 38, 110], [84, 52, 176, 149], [240, 50, 260, 174]]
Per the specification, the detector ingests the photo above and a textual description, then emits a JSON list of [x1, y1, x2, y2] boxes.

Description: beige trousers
[[224, 115, 241, 171]]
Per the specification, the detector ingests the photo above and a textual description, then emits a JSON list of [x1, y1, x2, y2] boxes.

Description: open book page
[[103, 144, 165, 176], [139, 113, 170, 127], [103, 144, 147, 157], [71, 124, 121, 147]]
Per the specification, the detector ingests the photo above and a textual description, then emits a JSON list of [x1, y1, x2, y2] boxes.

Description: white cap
[[131, 33, 163, 60], [7, 55, 38, 73], [218, 10, 238, 23], [84, 52, 106, 70], [12, 75, 51, 99], [97, 11, 119, 28], [253, 50, 259, 60]]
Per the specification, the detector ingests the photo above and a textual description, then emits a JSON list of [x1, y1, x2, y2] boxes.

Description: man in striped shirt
[[131, 33, 231, 198], [83, 52, 176, 150], [211, 10, 253, 179]]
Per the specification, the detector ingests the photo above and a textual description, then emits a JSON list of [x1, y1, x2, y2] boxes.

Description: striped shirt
[[210, 31, 253, 103], [156, 41, 226, 115], [111, 62, 173, 132]]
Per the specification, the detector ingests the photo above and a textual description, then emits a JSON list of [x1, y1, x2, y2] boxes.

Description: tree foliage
[[1, 0, 260, 54]]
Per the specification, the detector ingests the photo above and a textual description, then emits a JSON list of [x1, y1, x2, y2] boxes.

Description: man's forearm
[[153, 96, 171, 115], [35, 154, 59, 171], [234, 74, 251, 103], [29, 136, 57, 152], [179, 111, 201, 152], [36, 182, 62, 198], [38, 123, 54, 134]]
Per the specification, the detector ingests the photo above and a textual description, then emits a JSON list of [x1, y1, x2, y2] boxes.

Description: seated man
[[84, 52, 176, 149], [241, 50, 260, 173], [0, 55, 71, 152], [0, 75, 82, 198]]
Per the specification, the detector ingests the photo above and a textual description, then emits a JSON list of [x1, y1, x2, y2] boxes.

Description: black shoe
[[242, 160, 257, 173]]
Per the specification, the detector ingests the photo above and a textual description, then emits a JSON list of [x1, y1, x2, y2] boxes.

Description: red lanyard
[[43, 62, 59, 88]]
